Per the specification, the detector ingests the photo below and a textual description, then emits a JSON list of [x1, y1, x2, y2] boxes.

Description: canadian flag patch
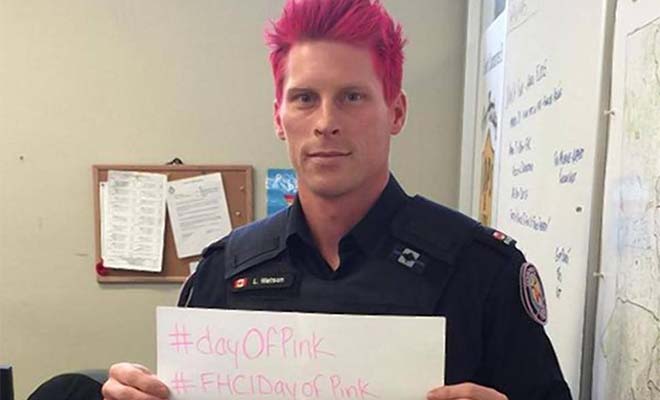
[[232, 277, 248, 289]]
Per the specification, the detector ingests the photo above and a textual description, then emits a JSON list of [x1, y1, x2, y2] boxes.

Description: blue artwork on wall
[[266, 169, 297, 215]]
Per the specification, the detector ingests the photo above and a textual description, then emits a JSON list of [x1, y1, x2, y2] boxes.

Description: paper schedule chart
[[101, 170, 168, 272]]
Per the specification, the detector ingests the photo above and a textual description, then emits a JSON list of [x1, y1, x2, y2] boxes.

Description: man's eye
[[294, 93, 315, 104], [345, 92, 364, 102]]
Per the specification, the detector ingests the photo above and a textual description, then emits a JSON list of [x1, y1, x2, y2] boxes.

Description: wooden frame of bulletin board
[[92, 164, 253, 283]]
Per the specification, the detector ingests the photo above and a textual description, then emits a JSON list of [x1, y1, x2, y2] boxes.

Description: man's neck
[[298, 174, 389, 270]]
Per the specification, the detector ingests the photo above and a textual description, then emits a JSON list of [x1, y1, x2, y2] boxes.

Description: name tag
[[231, 273, 294, 292]]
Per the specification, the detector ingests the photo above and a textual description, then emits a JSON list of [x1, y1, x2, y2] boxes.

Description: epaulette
[[391, 195, 480, 265], [201, 236, 228, 258], [472, 225, 522, 259], [223, 208, 289, 279]]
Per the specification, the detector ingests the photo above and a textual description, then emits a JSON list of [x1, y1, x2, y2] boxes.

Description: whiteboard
[[493, 0, 609, 397], [593, 1, 660, 399]]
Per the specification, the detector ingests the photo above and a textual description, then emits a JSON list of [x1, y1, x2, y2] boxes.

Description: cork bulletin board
[[92, 164, 253, 283]]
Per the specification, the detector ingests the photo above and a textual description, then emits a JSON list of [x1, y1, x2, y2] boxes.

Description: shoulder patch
[[519, 262, 548, 325]]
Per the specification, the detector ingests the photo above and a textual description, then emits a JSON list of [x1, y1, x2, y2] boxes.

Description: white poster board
[[593, 1, 660, 399], [493, 0, 608, 397], [473, 10, 507, 226], [157, 307, 446, 400]]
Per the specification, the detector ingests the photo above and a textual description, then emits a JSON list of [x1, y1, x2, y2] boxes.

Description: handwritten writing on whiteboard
[[508, 0, 540, 33], [509, 84, 564, 129], [558, 169, 578, 184], [512, 161, 535, 176], [508, 209, 551, 232], [553, 148, 585, 166], [509, 137, 533, 156], [505, 60, 549, 110], [553, 147, 585, 185], [554, 246, 572, 299], [511, 186, 530, 201], [157, 307, 446, 400]]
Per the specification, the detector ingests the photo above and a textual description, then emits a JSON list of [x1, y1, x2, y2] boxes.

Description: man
[[102, 0, 572, 399]]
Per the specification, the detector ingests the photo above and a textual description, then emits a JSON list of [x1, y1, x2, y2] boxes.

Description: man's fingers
[[130, 364, 152, 374], [102, 377, 165, 400], [105, 363, 169, 399], [427, 382, 507, 400], [123, 371, 168, 398]]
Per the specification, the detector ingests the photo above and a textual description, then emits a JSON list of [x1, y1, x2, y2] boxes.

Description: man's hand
[[102, 363, 169, 400], [427, 382, 508, 400]]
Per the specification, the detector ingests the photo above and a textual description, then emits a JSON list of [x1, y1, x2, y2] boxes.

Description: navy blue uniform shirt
[[178, 176, 571, 400]]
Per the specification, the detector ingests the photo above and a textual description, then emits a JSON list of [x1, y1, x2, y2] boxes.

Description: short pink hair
[[265, 0, 406, 106]]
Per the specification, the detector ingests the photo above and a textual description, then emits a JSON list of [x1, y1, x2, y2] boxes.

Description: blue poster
[[266, 169, 298, 215]]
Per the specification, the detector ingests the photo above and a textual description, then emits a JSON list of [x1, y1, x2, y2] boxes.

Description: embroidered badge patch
[[398, 248, 420, 268], [390, 245, 426, 274], [519, 262, 548, 325], [492, 230, 516, 246], [233, 277, 248, 290]]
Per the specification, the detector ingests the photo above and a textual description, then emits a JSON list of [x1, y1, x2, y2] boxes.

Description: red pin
[[96, 261, 109, 276]]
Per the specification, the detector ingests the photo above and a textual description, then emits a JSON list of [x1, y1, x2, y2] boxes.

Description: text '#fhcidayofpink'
[[169, 371, 379, 399]]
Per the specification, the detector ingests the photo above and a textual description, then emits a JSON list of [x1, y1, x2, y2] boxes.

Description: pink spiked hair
[[265, 0, 406, 106]]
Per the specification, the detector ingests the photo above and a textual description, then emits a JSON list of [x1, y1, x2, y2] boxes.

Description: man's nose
[[314, 100, 340, 136]]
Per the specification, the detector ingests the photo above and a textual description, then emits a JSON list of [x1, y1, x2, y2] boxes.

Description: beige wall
[[0, 0, 466, 397]]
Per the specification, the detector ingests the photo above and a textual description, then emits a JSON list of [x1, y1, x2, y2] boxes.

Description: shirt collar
[[285, 174, 410, 255], [285, 195, 313, 246]]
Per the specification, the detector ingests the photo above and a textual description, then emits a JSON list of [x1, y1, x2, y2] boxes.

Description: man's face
[[274, 40, 406, 199]]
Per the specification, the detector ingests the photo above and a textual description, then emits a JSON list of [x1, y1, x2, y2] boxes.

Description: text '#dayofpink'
[[168, 324, 336, 368]]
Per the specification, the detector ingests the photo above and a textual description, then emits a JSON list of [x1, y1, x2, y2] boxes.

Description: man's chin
[[309, 185, 352, 199], [301, 176, 356, 199]]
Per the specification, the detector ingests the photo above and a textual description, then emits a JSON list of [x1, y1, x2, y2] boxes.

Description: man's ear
[[274, 100, 286, 141], [390, 91, 408, 136]]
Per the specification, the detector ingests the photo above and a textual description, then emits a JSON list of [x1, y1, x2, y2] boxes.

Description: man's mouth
[[308, 151, 351, 158]]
